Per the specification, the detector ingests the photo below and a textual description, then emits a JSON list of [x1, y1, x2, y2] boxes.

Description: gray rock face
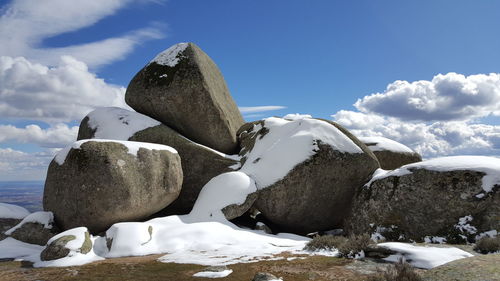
[[370, 150, 422, 170], [77, 111, 238, 216], [345, 168, 500, 243], [129, 125, 238, 216], [0, 219, 20, 241], [252, 272, 280, 281], [360, 137, 422, 170], [221, 192, 258, 220], [125, 42, 244, 154], [238, 118, 380, 234], [7, 222, 58, 246], [44, 140, 183, 233]]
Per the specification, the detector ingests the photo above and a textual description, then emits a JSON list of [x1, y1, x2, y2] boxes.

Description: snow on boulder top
[[0, 203, 30, 219], [189, 172, 257, 221], [283, 113, 313, 120], [378, 242, 473, 269], [86, 107, 160, 140], [5, 211, 54, 235], [240, 117, 363, 188], [54, 139, 178, 165], [367, 156, 500, 193], [359, 136, 415, 154], [150, 43, 189, 67]]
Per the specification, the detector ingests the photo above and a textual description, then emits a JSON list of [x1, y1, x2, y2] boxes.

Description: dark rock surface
[[125, 42, 244, 154], [346, 168, 500, 242]]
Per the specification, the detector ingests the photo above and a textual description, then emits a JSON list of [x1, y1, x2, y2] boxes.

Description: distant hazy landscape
[[0, 181, 43, 212]]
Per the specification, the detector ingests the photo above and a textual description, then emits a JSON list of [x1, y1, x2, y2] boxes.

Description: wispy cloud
[[0, 0, 166, 68], [239, 106, 286, 114]]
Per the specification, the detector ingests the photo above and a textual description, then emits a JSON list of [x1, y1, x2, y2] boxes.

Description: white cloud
[[355, 72, 500, 121], [0, 0, 165, 68], [332, 110, 500, 158], [0, 56, 129, 123], [0, 124, 78, 148], [239, 106, 287, 114], [0, 148, 56, 181]]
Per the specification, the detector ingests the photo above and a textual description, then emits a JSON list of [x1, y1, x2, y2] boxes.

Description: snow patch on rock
[[241, 117, 363, 188], [35, 227, 103, 267], [86, 107, 160, 140], [150, 43, 189, 67], [365, 156, 500, 193], [0, 203, 30, 219], [359, 136, 415, 153], [190, 172, 257, 221], [193, 269, 233, 278], [5, 211, 54, 235], [55, 139, 178, 165], [378, 242, 473, 269]]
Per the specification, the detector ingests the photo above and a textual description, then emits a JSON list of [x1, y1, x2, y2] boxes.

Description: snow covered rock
[[4, 211, 58, 246], [359, 136, 422, 170], [377, 242, 473, 269], [44, 140, 183, 233], [40, 227, 92, 261], [345, 156, 500, 243], [190, 171, 258, 221], [237, 117, 380, 234], [0, 203, 31, 241], [77, 107, 239, 215], [125, 42, 244, 154], [0, 203, 30, 219]]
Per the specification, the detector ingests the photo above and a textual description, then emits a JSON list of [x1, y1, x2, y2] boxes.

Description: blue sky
[[1, 0, 500, 180]]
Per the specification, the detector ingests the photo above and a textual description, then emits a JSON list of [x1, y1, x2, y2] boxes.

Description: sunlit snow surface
[[54, 139, 178, 165], [240, 117, 363, 188], [359, 136, 415, 153], [5, 211, 53, 235], [150, 42, 188, 67], [378, 242, 473, 269], [0, 202, 30, 219], [86, 107, 160, 140]]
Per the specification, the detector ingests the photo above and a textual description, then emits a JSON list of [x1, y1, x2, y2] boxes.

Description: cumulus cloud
[[0, 56, 129, 123], [0, 124, 78, 148], [0, 148, 56, 181], [0, 0, 165, 68], [332, 110, 500, 158], [355, 72, 500, 121]]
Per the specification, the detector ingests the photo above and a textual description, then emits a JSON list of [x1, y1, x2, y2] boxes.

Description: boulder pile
[[31, 42, 498, 246]]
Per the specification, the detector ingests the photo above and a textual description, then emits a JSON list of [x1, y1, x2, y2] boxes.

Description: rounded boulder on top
[[125, 42, 244, 155]]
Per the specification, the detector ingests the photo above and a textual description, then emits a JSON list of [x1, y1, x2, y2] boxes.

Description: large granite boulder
[[359, 136, 422, 170], [77, 107, 238, 215], [125, 42, 244, 154], [44, 140, 183, 233], [5, 211, 58, 245], [237, 116, 380, 234], [345, 156, 500, 243]]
